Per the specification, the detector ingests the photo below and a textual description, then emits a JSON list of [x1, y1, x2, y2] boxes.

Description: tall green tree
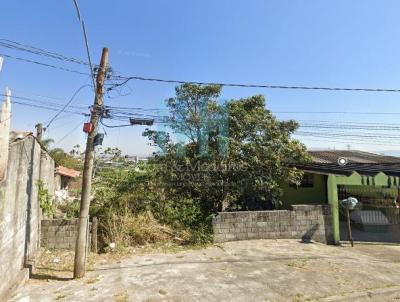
[[144, 84, 309, 213]]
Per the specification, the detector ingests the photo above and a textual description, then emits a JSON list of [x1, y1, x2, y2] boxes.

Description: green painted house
[[282, 150, 400, 207], [282, 150, 400, 244]]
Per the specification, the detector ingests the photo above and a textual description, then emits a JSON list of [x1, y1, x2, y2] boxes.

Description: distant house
[[54, 166, 80, 191], [282, 150, 400, 207], [308, 150, 400, 164]]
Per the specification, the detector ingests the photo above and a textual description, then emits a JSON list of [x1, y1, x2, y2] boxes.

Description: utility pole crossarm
[[74, 47, 109, 279]]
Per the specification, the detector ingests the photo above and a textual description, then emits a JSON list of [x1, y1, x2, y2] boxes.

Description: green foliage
[[58, 199, 81, 218], [37, 180, 55, 217], [92, 163, 211, 245], [144, 84, 310, 213], [41, 138, 55, 150], [49, 148, 83, 170], [91, 84, 309, 248]]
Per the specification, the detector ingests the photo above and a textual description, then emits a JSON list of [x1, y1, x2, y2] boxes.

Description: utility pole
[[74, 47, 109, 279], [35, 123, 43, 143]]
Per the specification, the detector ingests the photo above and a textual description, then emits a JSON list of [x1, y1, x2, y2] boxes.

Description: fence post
[[328, 174, 340, 245], [91, 217, 98, 253]]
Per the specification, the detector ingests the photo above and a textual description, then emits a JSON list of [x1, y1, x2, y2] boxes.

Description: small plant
[[37, 180, 55, 217], [58, 199, 81, 218]]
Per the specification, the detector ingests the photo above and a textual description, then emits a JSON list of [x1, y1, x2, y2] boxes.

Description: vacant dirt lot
[[10, 240, 400, 302]]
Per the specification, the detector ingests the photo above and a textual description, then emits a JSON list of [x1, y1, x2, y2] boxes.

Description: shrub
[[38, 180, 55, 217], [58, 199, 81, 218]]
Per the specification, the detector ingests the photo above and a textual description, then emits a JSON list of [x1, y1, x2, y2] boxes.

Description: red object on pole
[[83, 122, 93, 133]]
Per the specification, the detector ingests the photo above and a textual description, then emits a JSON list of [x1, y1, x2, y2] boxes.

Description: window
[[299, 173, 314, 187], [289, 173, 315, 188]]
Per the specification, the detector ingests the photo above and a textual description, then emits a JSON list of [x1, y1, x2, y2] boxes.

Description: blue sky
[[1, 0, 400, 155]]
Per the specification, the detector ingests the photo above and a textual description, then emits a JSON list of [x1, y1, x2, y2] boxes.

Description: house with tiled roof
[[282, 150, 400, 207], [54, 165, 80, 191], [308, 150, 400, 164], [282, 149, 400, 244]]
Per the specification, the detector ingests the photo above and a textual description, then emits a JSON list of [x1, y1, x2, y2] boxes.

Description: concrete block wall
[[0, 136, 55, 301], [41, 219, 79, 250], [41, 219, 91, 251], [213, 204, 333, 244]]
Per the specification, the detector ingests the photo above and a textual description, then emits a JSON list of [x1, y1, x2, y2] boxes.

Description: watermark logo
[[155, 101, 230, 157]]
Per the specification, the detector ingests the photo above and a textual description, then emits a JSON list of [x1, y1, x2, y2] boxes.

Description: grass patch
[[286, 259, 309, 270], [55, 294, 68, 300], [113, 292, 129, 302], [291, 293, 319, 302], [85, 276, 100, 284]]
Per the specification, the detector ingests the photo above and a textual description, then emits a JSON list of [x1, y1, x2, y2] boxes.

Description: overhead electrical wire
[[299, 125, 400, 131], [3, 38, 400, 94], [109, 75, 400, 93], [0, 53, 89, 76], [275, 111, 400, 115], [71, 0, 96, 88], [45, 84, 90, 129], [4, 93, 400, 146], [0, 39, 88, 66], [294, 119, 400, 126], [0, 93, 89, 110], [295, 131, 400, 140], [294, 137, 400, 147], [4, 40, 400, 149], [294, 132, 400, 143], [4, 91, 400, 134], [54, 117, 88, 146]]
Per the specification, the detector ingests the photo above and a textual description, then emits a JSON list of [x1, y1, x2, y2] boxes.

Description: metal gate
[[338, 185, 400, 243]]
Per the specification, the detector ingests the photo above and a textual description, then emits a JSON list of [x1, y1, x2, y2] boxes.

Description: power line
[[3, 38, 400, 94], [54, 117, 87, 146], [0, 38, 89, 66], [110, 75, 400, 93], [0, 93, 89, 115], [296, 130, 400, 138], [71, 0, 96, 89], [300, 125, 400, 131], [46, 84, 90, 129], [0, 53, 89, 75], [275, 111, 400, 115], [295, 119, 400, 126], [294, 132, 400, 143], [0, 115, 11, 124], [294, 136, 400, 147], [0, 93, 89, 111]]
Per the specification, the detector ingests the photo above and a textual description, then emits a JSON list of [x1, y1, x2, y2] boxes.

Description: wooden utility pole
[[74, 47, 109, 278], [91, 217, 98, 253]]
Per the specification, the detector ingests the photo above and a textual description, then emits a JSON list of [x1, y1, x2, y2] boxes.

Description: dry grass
[[34, 249, 98, 280], [101, 211, 191, 249], [113, 292, 129, 302]]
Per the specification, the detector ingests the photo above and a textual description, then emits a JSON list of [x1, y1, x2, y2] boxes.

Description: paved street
[[10, 240, 400, 302]]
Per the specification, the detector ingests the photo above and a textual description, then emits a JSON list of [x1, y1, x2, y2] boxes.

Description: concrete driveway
[[10, 240, 400, 302]]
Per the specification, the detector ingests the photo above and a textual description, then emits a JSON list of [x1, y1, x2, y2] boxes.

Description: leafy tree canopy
[[144, 84, 309, 212], [49, 146, 83, 171]]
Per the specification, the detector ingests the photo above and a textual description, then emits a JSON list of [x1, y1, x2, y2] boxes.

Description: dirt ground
[[9, 240, 400, 302]]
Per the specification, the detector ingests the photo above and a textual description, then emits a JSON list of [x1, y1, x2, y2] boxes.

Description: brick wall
[[41, 219, 91, 250], [213, 204, 333, 244]]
